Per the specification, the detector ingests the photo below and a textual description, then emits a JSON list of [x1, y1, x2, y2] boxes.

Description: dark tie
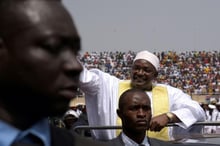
[[11, 134, 44, 146], [139, 144, 145, 146]]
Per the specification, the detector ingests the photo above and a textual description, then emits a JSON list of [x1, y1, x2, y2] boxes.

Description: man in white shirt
[[211, 101, 220, 133]]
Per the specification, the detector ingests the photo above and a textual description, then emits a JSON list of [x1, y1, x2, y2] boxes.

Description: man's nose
[[137, 69, 144, 74], [62, 50, 83, 75], [137, 108, 146, 117]]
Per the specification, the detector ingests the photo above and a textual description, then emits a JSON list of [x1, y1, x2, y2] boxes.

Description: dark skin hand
[[149, 113, 180, 132]]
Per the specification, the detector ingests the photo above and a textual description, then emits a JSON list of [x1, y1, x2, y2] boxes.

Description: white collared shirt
[[121, 132, 150, 146]]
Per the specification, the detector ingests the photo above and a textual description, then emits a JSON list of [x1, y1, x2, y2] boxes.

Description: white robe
[[79, 68, 206, 140]]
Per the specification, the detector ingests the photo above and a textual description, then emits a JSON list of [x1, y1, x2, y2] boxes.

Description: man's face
[[0, 0, 82, 116], [131, 59, 157, 90], [64, 115, 78, 129], [118, 91, 152, 134]]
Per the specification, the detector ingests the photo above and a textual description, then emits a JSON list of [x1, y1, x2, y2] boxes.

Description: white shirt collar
[[121, 132, 150, 146]]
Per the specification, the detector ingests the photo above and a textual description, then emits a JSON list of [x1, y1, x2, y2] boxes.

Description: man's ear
[[0, 38, 8, 62], [154, 71, 158, 77], [0, 38, 3, 48], [0, 38, 6, 51], [117, 109, 122, 118]]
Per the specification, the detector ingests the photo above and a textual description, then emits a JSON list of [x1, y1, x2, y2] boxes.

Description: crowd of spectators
[[49, 104, 91, 137], [79, 50, 220, 95]]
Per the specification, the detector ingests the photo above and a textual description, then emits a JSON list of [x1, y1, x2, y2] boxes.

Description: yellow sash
[[117, 81, 169, 141]]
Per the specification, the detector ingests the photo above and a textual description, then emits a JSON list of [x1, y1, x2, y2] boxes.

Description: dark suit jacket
[[50, 126, 108, 146], [105, 133, 168, 146], [105, 133, 219, 146], [11, 126, 107, 146]]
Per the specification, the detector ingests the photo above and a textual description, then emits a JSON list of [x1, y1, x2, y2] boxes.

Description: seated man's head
[[0, 0, 82, 127], [63, 109, 79, 129], [117, 88, 152, 136]]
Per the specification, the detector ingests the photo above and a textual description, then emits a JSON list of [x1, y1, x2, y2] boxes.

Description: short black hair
[[118, 88, 148, 109]]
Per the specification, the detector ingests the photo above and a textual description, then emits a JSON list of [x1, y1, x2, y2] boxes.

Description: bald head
[[118, 88, 151, 110], [117, 88, 152, 136], [0, 0, 68, 41]]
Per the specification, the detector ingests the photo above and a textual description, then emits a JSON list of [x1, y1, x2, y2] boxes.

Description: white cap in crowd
[[134, 50, 160, 71], [210, 97, 217, 104], [64, 109, 79, 118]]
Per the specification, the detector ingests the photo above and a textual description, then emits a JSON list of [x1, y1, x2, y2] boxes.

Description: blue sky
[[63, 0, 220, 53]]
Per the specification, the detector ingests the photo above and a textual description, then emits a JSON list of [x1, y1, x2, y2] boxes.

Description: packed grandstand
[[79, 50, 219, 95]]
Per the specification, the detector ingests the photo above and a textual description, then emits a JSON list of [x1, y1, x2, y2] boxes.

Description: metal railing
[[74, 121, 220, 130], [73, 122, 220, 137]]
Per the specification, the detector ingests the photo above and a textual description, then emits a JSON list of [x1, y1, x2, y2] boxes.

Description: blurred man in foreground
[[0, 0, 106, 145]]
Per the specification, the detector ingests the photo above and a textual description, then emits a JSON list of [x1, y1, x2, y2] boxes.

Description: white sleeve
[[167, 85, 206, 128], [79, 67, 100, 96], [79, 67, 120, 140], [211, 109, 218, 121]]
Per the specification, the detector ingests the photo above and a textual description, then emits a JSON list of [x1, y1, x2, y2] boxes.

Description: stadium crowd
[[79, 50, 220, 95]]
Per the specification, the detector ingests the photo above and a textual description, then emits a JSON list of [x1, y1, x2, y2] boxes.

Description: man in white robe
[[79, 50, 205, 141]]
